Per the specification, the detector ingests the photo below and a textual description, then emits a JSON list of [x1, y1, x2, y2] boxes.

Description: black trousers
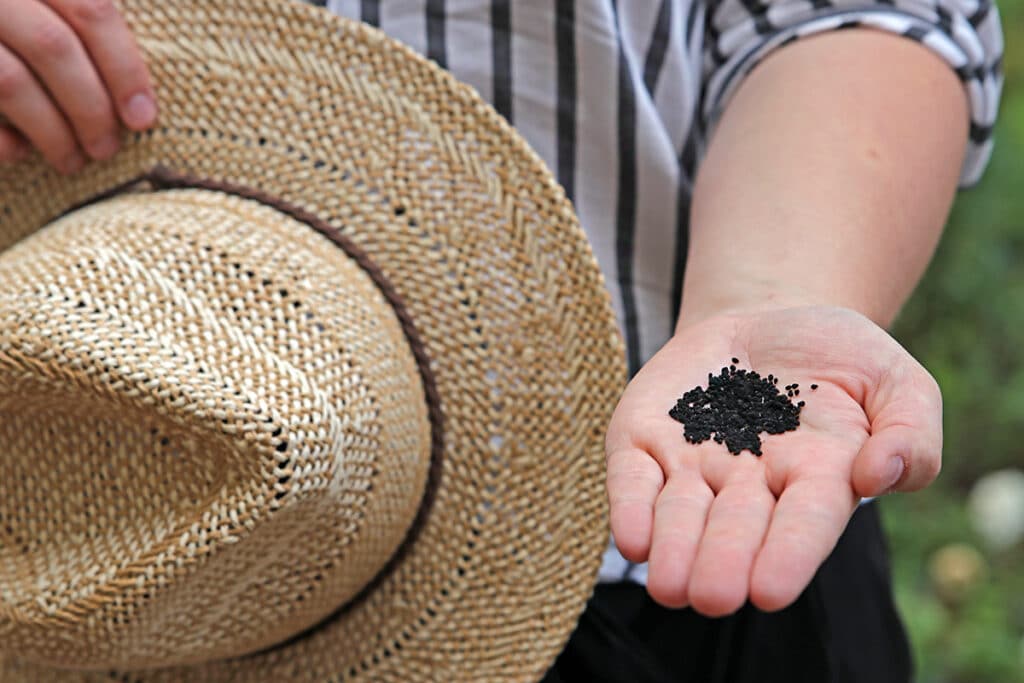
[[542, 501, 912, 683]]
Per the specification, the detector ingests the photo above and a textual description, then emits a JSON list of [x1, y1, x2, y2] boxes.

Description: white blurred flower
[[967, 469, 1024, 551]]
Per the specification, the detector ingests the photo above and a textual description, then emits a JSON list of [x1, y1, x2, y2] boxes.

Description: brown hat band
[[65, 166, 446, 657]]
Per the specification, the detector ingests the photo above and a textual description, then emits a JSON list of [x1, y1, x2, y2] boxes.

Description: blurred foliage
[[881, 0, 1024, 680]]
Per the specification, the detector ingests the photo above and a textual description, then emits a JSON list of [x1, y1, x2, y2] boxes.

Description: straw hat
[[0, 1, 625, 681]]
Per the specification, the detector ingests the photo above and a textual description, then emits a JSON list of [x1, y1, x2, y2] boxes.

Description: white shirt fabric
[[309, 0, 1003, 583]]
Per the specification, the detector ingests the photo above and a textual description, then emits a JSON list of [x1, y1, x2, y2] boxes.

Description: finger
[[852, 362, 943, 497], [0, 0, 119, 160], [0, 125, 31, 162], [45, 0, 157, 131], [760, 430, 860, 501], [606, 446, 664, 562], [0, 42, 83, 173], [749, 475, 857, 612], [699, 446, 766, 495], [686, 476, 774, 617], [645, 469, 714, 608]]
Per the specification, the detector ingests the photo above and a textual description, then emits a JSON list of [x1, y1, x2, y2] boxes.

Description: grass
[[880, 1, 1024, 679]]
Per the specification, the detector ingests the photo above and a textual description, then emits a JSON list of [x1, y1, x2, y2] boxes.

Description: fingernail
[[124, 93, 157, 129], [884, 457, 905, 493], [88, 134, 120, 160], [61, 150, 86, 175]]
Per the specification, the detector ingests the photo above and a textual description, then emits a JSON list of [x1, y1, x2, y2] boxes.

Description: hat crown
[[0, 2, 626, 679], [0, 189, 433, 668]]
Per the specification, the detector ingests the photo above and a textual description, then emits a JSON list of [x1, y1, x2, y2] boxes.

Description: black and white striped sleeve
[[700, 0, 1004, 186]]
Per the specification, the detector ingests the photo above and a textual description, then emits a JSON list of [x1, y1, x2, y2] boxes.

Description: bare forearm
[[679, 29, 968, 331]]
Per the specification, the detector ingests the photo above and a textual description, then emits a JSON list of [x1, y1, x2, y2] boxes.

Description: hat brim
[[0, 1, 625, 681]]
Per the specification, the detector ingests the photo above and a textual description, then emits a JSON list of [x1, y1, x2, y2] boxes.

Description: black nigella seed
[[732, 357, 740, 364], [668, 360, 804, 456], [811, 384, 818, 390]]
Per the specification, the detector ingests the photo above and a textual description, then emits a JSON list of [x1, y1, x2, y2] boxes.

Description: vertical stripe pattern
[[426, 0, 447, 66], [611, 0, 642, 376], [643, 0, 673, 92], [554, 0, 577, 201], [359, 0, 379, 25], [309, 0, 1004, 586], [491, 0, 513, 120]]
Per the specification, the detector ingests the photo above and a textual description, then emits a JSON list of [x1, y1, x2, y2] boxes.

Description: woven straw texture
[[0, 1, 626, 682]]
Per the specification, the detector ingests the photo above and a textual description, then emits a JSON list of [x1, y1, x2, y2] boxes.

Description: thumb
[[852, 361, 943, 498]]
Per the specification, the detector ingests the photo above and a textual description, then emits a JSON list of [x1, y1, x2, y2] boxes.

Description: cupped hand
[[605, 306, 942, 615], [0, 0, 156, 172]]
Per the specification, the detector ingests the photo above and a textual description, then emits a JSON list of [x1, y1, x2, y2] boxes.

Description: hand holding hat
[[0, 1, 626, 680], [0, 0, 157, 172]]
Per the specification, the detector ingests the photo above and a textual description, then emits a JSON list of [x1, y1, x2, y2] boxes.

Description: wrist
[[675, 267, 906, 333], [675, 282, 822, 334]]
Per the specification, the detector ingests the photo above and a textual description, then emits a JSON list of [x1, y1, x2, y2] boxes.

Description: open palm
[[605, 306, 942, 615]]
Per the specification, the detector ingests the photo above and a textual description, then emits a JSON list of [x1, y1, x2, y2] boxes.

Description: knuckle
[[80, 132, 107, 150], [608, 467, 657, 490], [607, 451, 652, 473], [0, 60, 29, 99], [902, 453, 941, 492], [918, 371, 944, 412], [26, 20, 77, 61], [920, 453, 942, 484], [655, 489, 712, 512], [908, 361, 943, 404], [65, 0, 118, 24], [74, 101, 116, 129], [607, 490, 647, 507]]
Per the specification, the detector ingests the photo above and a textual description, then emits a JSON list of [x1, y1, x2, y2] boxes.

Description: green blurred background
[[882, 1, 1024, 680]]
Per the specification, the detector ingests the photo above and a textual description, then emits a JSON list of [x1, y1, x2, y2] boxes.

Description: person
[[0, 0, 1003, 680]]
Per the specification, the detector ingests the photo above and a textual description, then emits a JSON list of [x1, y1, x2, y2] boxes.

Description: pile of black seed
[[668, 359, 807, 456]]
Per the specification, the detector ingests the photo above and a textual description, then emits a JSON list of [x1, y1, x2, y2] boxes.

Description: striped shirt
[[309, 0, 1004, 584]]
